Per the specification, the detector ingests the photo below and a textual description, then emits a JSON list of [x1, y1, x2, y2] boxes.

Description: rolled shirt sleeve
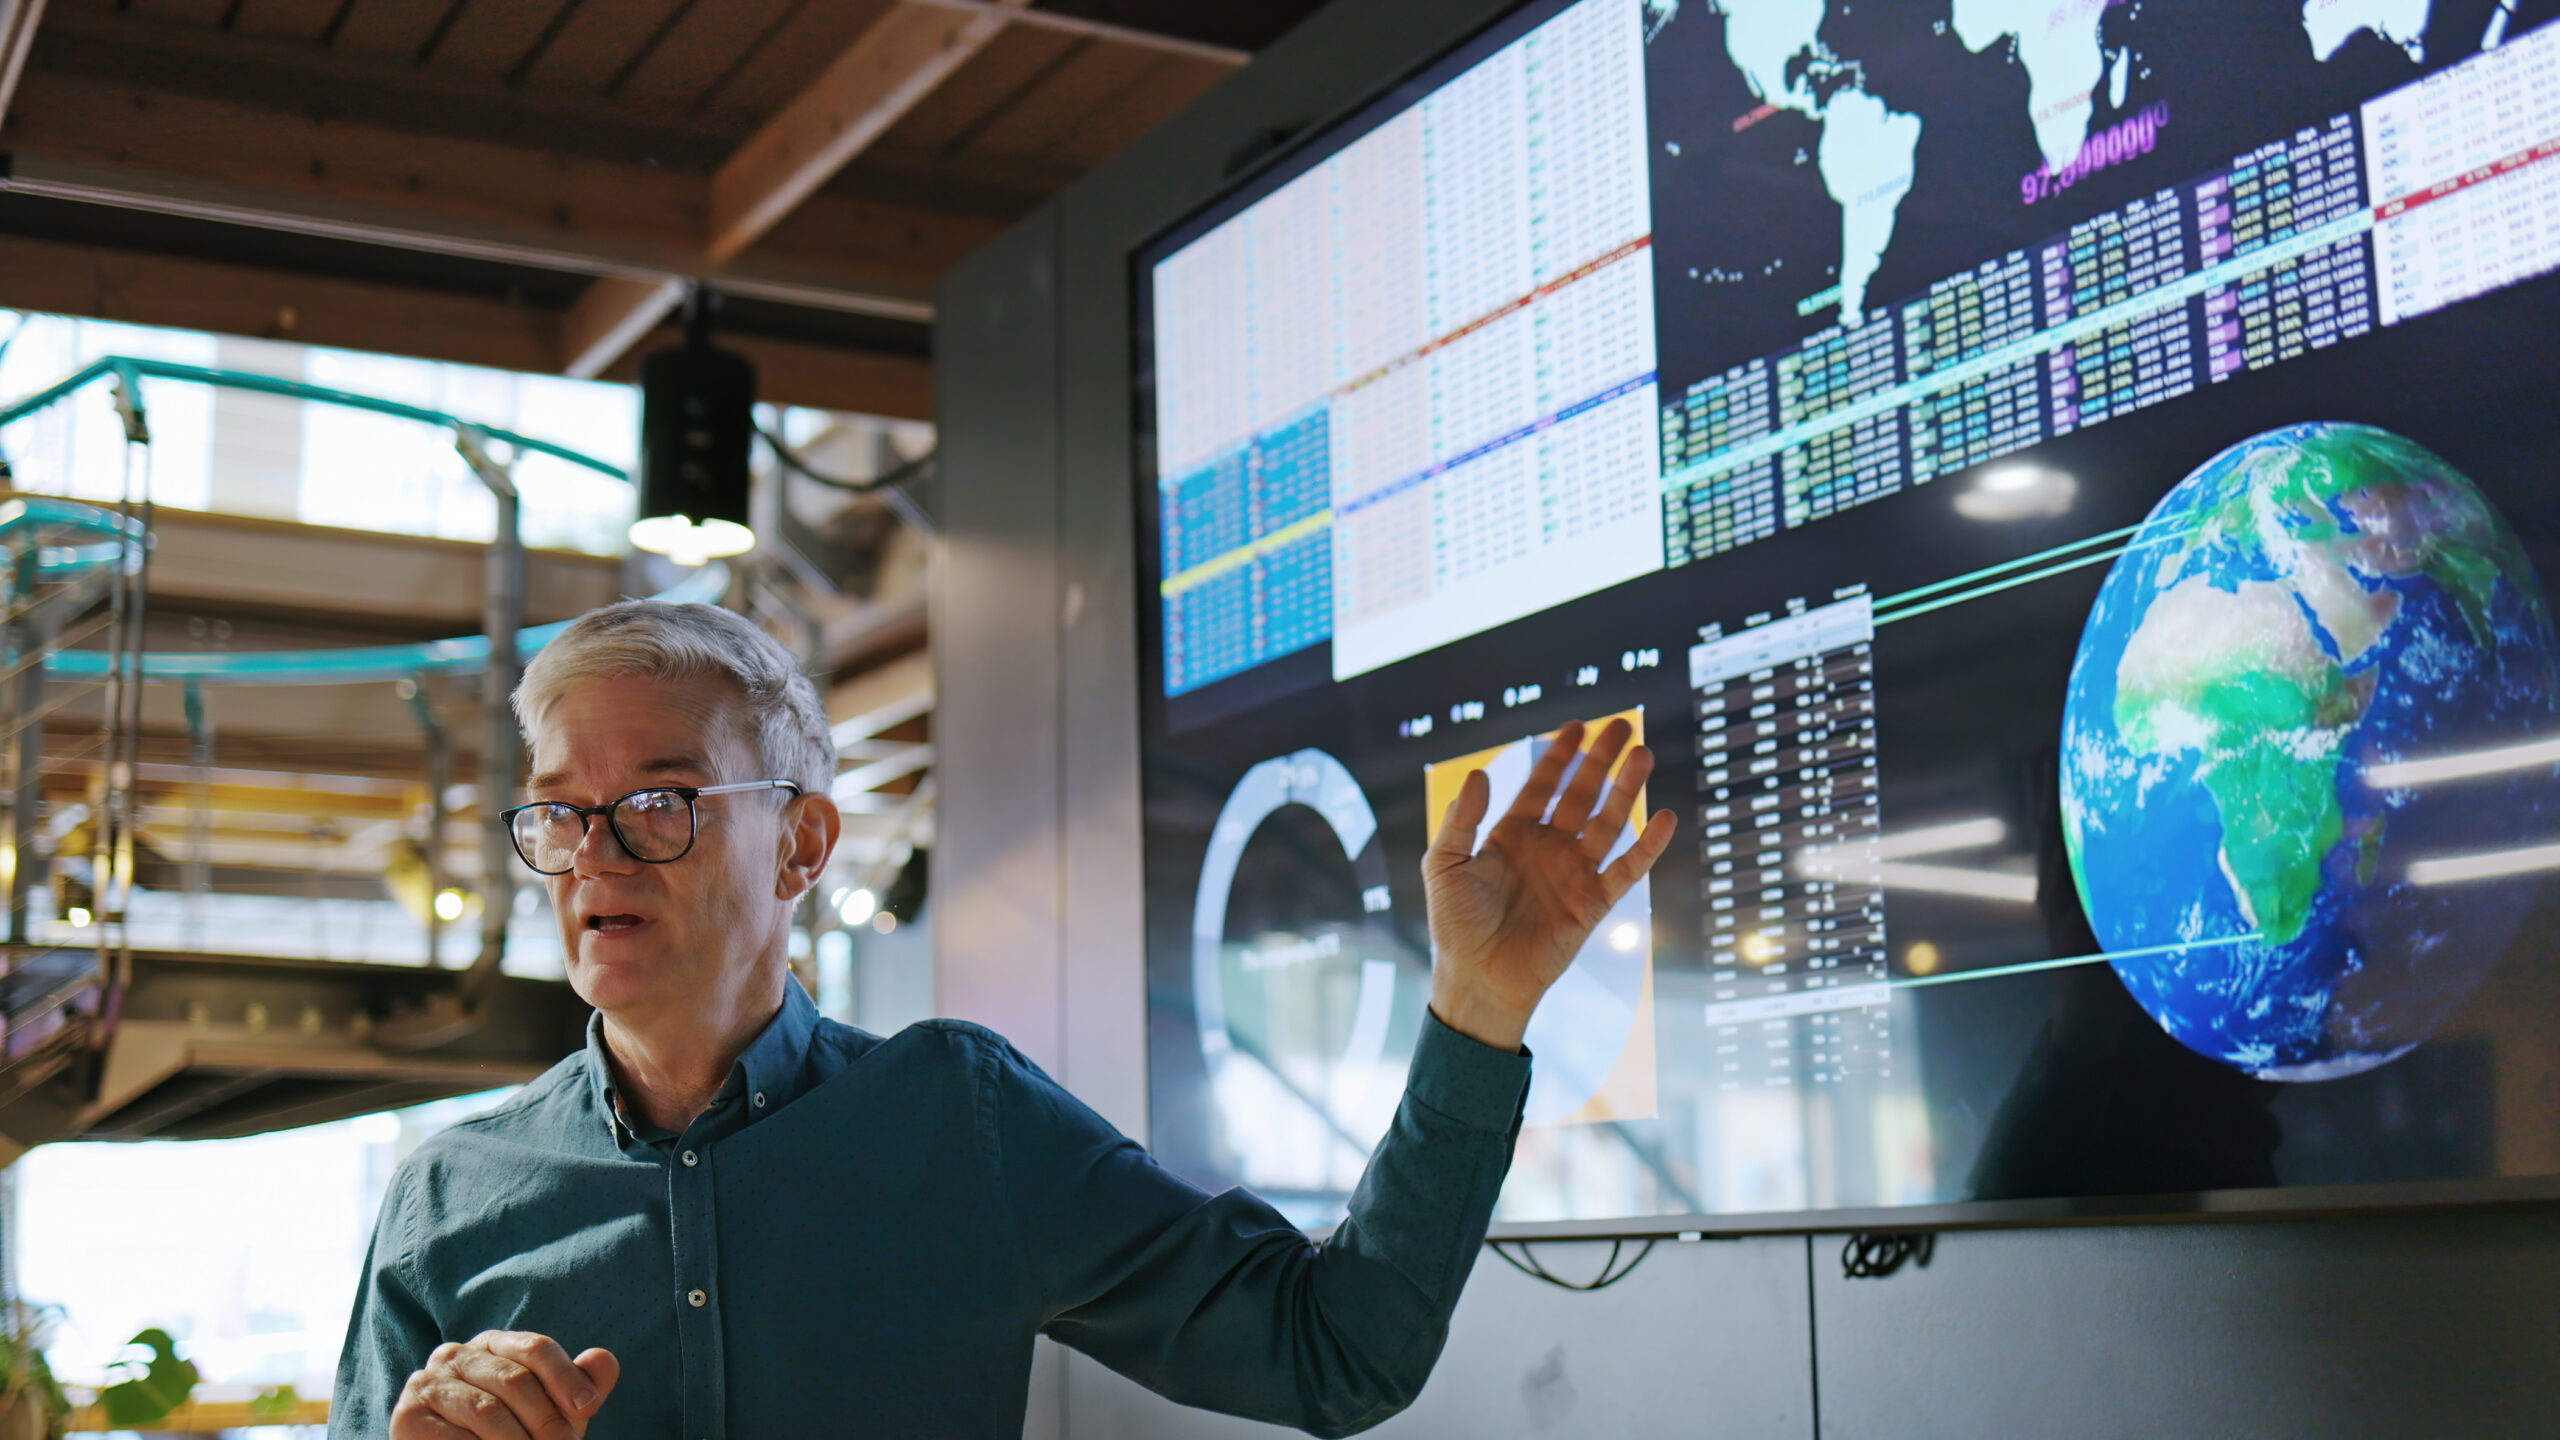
[[999, 1010, 1531, 1437]]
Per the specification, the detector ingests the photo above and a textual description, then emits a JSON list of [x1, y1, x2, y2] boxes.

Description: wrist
[[1428, 979, 1531, 1054]]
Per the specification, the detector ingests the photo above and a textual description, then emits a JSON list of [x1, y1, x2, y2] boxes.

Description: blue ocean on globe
[[2060, 423, 2560, 1080]]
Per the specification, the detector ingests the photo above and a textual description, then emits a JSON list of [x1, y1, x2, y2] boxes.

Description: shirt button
[[681, 1150, 698, 1167], [752, 1091, 767, 1108], [687, 1289, 706, 1308]]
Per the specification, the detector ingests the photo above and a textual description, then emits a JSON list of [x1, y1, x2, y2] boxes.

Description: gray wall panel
[[1814, 1212, 2560, 1439], [931, 208, 1067, 1074], [1063, 1237, 1814, 1440]]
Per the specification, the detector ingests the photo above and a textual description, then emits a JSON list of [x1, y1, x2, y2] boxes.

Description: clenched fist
[[392, 1330, 619, 1439]]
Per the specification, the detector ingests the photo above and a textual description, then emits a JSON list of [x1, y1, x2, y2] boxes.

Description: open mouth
[[585, 913, 647, 933]]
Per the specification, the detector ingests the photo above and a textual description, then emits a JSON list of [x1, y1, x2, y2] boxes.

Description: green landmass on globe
[[2062, 423, 2559, 1080]]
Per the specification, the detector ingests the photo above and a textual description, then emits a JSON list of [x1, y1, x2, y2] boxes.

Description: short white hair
[[513, 601, 833, 797]]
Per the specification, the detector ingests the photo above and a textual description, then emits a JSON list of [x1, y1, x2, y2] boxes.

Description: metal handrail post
[[400, 675, 451, 970], [458, 427, 520, 1013]]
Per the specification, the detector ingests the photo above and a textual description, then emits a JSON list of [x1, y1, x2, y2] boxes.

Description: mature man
[[331, 600, 1673, 1439]]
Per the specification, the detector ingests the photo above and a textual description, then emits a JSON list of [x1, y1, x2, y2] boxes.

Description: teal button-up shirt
[[329, 980, 1531, 1438]]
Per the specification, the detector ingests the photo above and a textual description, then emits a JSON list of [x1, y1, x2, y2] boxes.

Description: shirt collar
[[583, 978, 823, 1145]]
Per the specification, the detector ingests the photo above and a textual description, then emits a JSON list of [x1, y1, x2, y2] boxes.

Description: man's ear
[[775, 790, 841, 902]]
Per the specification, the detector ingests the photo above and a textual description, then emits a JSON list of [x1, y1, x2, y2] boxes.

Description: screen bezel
[[1122, 0, 2560, 1240]]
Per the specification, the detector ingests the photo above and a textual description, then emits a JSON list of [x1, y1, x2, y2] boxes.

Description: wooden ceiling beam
[[0, 232, 931, 418], [0, 0, 41, 136], [563, 274, 687, 379], [708, 1, 1032, 266], [0, 69, 957, 321], [901, 0, 1249, 67], [561, 0, 1037, 381]]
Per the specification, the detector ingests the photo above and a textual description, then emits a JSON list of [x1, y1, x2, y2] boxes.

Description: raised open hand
[[1423, 717, 1678, 1052]]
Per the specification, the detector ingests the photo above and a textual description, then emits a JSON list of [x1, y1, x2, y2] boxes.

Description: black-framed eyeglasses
[[499, 780, 803, 875]]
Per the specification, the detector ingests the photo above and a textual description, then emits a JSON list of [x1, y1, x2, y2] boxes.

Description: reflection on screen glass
[[1136, 0, 2560, 1228]]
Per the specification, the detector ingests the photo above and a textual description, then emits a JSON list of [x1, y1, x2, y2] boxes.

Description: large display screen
[[1134, 0, 2560, 1232]]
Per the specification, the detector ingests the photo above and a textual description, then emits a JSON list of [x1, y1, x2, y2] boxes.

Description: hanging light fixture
[[630, 285, 759, 566]]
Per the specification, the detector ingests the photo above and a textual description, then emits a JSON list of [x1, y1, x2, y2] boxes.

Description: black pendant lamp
[[630, 286, 759, 565]]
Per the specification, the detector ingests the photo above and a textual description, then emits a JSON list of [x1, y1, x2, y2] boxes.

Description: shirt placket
[[670, 1115, 728, 1438]]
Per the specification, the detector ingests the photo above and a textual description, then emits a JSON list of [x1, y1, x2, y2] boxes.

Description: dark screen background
[[1131, 0, 2560, 1229]]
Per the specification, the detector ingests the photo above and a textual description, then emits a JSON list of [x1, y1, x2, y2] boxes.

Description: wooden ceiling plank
[[957, 37, 1162, 167], [858, 21, 1075, 156], [35, 4, 751, 167], [611, 0, 796, 108], [8, 68, 705, 260], [521, 0, 689, 95], [0, 0, 49, 133], [424, 0, 571, 80], [707, 0, 1028, 265], [131, 0, 229, 27], [560, 0, 1025, 382], [2, 70, 949, 310], [326, 0, 454, 62], [1045, 53, 1228, 169], [233, 0, 341, 42], [699, 0, 897, 120]]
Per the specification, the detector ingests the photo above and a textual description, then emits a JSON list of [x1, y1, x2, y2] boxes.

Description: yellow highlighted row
[[1160, 509, 1334, 598]]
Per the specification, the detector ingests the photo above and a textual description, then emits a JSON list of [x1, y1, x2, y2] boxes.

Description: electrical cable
[[756, 424, 931, 495], [1488, 1237, 1658, 1292], [757, 426, 937, 536]]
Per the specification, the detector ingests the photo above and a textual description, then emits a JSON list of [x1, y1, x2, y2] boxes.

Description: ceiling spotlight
[[1955, 463, 2077, 521], [631, 286, 758, 565]]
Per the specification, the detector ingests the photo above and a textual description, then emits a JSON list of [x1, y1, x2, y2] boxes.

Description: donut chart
[[1191, 750, 1406, 1148]]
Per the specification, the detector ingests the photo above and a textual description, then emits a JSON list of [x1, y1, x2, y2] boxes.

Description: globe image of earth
[[2060, 423, 2560, 1080]]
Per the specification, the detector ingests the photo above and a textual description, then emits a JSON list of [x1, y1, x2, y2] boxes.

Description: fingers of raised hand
[[1547, 718, 1634, 832], [1503, 719, 1586, 823], [1428, 767, 1491, 871], [1579, 743, 1655, 861], [1599, 807, 1679, 904]]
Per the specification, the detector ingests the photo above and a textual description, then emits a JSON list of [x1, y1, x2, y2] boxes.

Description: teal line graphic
[[1875, 545, 2127, 625], [1658, 208, 2377, 497], [1872, 512, 2226, 625], [1893, 933, 2262, 990], [1873, 523, 2140, 616]]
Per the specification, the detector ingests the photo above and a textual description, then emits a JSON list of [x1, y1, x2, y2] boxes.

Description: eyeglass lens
[[512, 789, 696, 872]]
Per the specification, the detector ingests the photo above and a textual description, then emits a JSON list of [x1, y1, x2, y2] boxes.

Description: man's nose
[[571, 811, 641, 876]]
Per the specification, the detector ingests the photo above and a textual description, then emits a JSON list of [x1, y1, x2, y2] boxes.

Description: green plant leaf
[[249, 1384, 300, 1418], [99, 1328, 198, 1427]]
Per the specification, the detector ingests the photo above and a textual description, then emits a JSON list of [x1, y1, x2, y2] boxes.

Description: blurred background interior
[[0, 0, 1322, 1428]]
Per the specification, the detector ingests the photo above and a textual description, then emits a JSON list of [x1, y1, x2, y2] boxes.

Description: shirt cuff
[[1404, 1008, 1533, 1133]]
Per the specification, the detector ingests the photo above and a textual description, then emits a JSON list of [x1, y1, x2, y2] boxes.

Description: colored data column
[[1902, 250, 2046, 482], [1692, 594, 1891, 1091], [1160, 409, 1337, 696], [2199, 115, 2377, 381], [1775, 321, 1904, 525], [1664, 460, 1779, 567], [1659, 358, 1779, 567], [2041, 191, 2199, 435]]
